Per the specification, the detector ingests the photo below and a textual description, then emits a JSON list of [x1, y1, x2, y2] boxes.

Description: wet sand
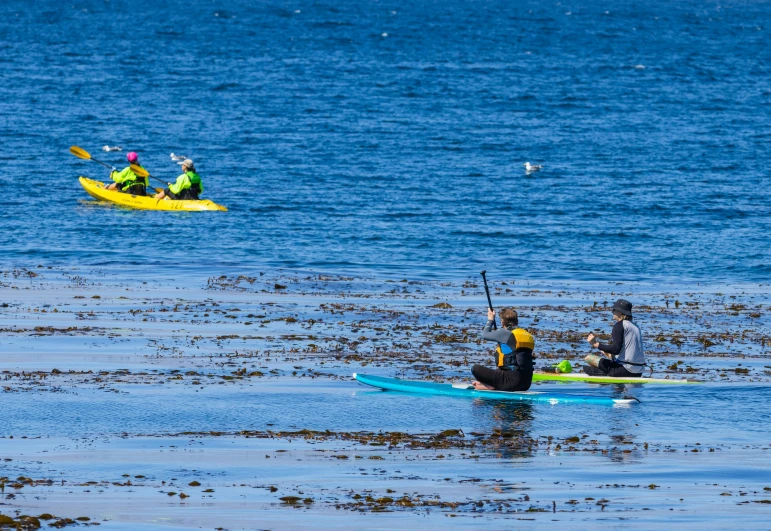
[[1, 268, 770, 528]]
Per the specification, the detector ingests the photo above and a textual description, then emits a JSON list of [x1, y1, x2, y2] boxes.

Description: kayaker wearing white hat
[[155, 159, 203, 200], [585, 299, 646, 377]]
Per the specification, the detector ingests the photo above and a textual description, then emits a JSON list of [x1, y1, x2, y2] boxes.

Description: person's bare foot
[[472, 381, 495, 390]]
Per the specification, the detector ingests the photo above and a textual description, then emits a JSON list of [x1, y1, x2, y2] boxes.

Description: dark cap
[[612, 299, 633, 316]]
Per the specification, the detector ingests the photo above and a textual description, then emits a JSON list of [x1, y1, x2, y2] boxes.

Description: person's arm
[[111, 167, 131, 183], [481, 310, 513, 343], [598, 321, 624, 357], [169, 174, 187, 195], [482, 327, 513, 343]]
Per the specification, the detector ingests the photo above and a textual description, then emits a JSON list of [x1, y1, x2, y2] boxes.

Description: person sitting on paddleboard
[[473, 307, 535, 391], [106, 152, 148, 195], [154, 159, 203, 200], [585, 299, 646, 377]]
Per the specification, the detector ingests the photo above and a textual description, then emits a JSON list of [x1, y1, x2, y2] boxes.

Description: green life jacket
[[186, 171, 202, 194], [111, 166, 148, 194], [169, 171, 203, 197]]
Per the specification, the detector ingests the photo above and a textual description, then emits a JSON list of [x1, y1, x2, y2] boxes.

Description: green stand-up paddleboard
[[532, 372, 701, 385], [353, 373, 639, 406]]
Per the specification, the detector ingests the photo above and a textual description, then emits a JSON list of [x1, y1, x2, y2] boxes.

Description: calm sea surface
[[1, 0, 770, 282]]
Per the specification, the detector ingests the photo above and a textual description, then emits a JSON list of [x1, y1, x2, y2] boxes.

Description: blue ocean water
[[1, 0, 770, 281]]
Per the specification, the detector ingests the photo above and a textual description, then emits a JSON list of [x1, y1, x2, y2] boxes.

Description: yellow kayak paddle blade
[[69, 146, 91, 159], [130, 164, 149, 178]]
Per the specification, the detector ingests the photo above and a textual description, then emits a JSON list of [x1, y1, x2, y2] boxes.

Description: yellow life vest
[[496, 328, 535, 368]]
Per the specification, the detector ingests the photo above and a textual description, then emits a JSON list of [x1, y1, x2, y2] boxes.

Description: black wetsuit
[[474, 320, 534, 392], [592, 358, 638, 377]]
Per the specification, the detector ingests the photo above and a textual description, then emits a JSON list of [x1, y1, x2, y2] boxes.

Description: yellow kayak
[[79, 177, 227, 212]]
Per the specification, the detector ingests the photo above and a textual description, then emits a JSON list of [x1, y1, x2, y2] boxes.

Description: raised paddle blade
[[69, 146, 91, 159], [130, 164, 149, 178]]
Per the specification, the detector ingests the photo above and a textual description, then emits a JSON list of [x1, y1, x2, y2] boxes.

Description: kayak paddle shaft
[[130, 164, 168, 186]]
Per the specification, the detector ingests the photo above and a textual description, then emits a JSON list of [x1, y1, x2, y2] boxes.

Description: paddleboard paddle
[[480, 270, 496, 330]]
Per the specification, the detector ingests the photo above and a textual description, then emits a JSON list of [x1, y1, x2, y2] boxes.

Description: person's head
[[499, 307, 519, 329], [127, 152, 138, 163], [611, 299, 633, 321], [182, 159, 195, 172]]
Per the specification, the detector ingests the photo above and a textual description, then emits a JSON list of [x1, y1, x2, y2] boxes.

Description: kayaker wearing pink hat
[[105, 151, 149, 195]]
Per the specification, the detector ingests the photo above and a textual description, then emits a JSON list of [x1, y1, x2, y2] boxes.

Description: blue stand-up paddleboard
[[353, 374, 639, 406]]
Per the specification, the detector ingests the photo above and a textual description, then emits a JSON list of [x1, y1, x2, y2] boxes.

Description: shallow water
[[3, 378, 770, 446], [2, 272, 770, 527]]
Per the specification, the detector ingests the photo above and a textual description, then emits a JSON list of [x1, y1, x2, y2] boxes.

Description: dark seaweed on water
[[1, 0, 771, 526], [1, 269, 771, 526]]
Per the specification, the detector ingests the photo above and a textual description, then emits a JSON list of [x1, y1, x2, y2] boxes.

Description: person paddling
[[585, 299, 646, 377], [154, 159, 203, 200], [472, 307, 535, 391], [106, 152, 148, 195]]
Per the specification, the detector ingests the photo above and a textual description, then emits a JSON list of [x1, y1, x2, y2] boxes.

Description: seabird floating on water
[[524, 162, 543, 174], [102, 145, 121, 152], [170, 153, 187, 161]]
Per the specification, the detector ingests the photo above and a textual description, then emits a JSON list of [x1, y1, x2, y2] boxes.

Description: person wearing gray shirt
[[585, 299, 646, 377]]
